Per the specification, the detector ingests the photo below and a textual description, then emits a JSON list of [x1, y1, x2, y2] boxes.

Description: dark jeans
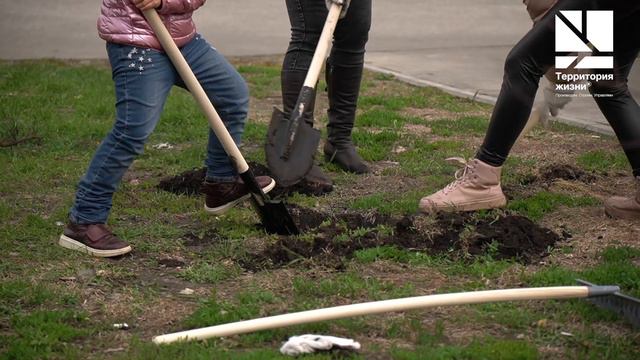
[[282, 0, 372, 71], [477, 0, 640, 176]]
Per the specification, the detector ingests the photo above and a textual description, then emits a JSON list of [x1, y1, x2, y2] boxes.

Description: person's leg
[[281, 0, 326, 117], [594, 10, 640, 219], [420, 0, 581, 213], [179, 35, 274, 214], [62, 43, 175, 256], [591, 14, 640, 178], [281, 0, 333, 188], [475, 8, 557, 166], [180, 35, 250, 181], [71, 44, 175, 224], [323, 0, 372, 173], [479, 0, 637, 166]]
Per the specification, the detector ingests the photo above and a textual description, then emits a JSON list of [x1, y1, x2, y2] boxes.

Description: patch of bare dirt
[[401, 107, 456, 120], [402, 123, 432, 135], [513, 132, 624, 172], [539, 206, 640, 270], [539, 164, 596, 183], [504, 163, 599, 199], [70, 264, 204, 352]]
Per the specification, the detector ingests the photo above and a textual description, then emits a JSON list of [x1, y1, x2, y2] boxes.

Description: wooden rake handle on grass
[[152, 285, 626, 344]]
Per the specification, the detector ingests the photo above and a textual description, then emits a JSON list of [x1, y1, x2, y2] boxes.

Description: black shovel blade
[[266, 107, 321, 187], [255, 200, 300, 236], [239, 170, 300, 235]]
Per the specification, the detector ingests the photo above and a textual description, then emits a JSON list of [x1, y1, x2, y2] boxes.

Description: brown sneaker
[[604, 177, 640, 220], [59, 223, 132, 257], [419, 157, 507, 214], [201, 176, 275, 215]]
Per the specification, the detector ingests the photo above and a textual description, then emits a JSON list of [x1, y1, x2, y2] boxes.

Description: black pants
[[283, 0, 371, 72], [477, 0, 640, 176], [282, 0, 372, 140]]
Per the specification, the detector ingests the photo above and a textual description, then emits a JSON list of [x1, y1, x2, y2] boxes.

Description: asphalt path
[[1, 0, 637, 134]]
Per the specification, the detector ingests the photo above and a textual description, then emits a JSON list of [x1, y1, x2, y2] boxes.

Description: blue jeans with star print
[[69, 34, 249, 225]]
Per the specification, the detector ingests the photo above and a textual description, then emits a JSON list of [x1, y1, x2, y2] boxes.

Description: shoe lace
[[442, 157, 475, 195]]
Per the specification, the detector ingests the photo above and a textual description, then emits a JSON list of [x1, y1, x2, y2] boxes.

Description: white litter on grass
[[560, 331, 574, 337], [55, 221, 65, 226], [179, 288, 195, 295], [280, 334, 361, 356], [152, 143, 174, 150], [392, 145, 408, 154], [113, 323, 129, 330], [379, 160, 400, 167]]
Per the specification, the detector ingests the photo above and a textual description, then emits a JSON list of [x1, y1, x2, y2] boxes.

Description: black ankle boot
[[324, 140, 369, 174], [281, 70, 333, 186], [323, 61, 369, 174]]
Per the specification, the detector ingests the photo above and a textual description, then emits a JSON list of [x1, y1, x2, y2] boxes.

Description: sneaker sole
[[420, 195, 507, 214], [204, 178, 276, 215], [604, 207, 640, 220], [58, 235, 132, 258]]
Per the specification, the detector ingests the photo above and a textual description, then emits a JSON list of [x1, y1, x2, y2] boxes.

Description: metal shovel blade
[[238, 170, 299, 236], [254, 200, 300, 236], [265, 107, 321, 187]]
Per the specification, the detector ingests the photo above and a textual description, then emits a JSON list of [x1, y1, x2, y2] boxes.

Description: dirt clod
[[182, 230, 223, 248], [158, 258, 186, 268], [156, 162, 333, 197], [539, 164, 596, 183], [472, 215, 559, 260], [157, 168, 205, 196]]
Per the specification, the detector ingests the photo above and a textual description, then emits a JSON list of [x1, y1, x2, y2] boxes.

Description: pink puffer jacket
[[97, 0, 206, 50], [523, 0, 558, 22]]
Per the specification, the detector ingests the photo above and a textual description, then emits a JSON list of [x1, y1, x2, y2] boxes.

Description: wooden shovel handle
[[303, 3, 343, 88], [142, 9, 249, 173]]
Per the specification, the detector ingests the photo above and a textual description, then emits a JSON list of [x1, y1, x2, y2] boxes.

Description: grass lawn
[[1, 57, 639, 359]]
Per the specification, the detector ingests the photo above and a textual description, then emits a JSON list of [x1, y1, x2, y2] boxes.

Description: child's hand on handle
[[325, 0, 350, 19], [132, 0, 162, 11]]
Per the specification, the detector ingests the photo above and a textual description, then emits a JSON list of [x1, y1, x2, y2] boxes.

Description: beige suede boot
[[604, 177, 640, 220], [419, 158, 507, 214]]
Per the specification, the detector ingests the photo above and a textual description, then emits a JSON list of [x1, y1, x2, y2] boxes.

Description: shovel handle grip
[[303, 2, 342, 88], [142, 9, 249, 174]]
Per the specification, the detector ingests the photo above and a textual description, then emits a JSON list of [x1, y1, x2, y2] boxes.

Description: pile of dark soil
[[539, 164, 596, 183], [157, 167, 206, 196], [505, 163, 596, 196], [156, 162, 333, 197], [235, 207, 560, 271]]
